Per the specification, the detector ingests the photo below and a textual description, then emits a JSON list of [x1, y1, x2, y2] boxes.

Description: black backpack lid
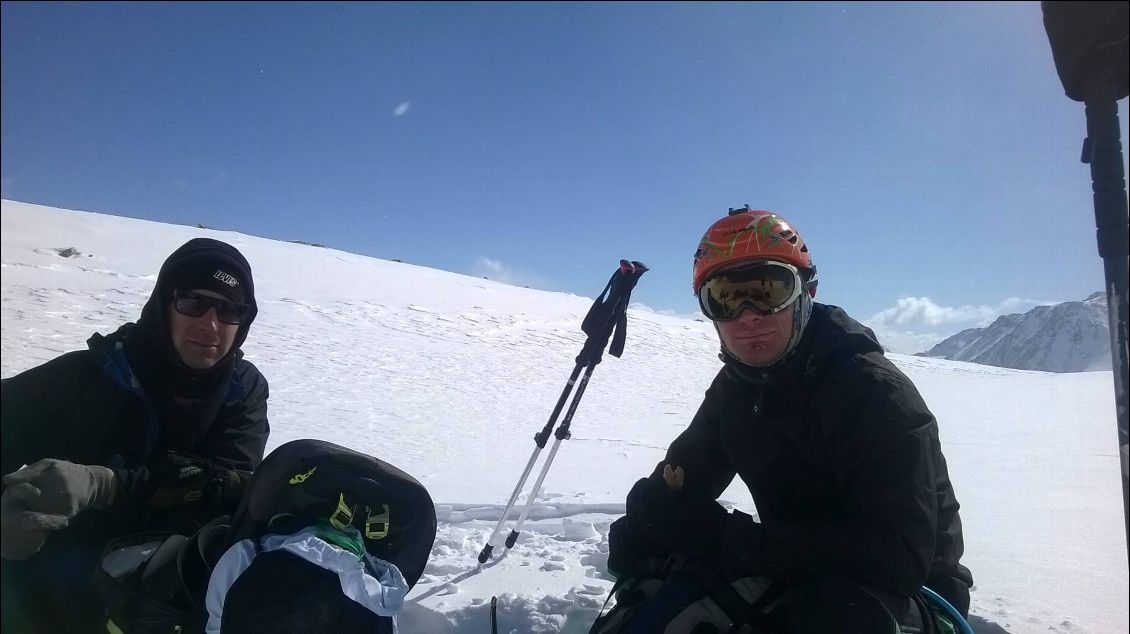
[[226, 439, 437, 588]]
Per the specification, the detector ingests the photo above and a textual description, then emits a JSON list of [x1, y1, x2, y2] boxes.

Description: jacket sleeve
[[194, 361, 270, 472], [1, 353, 90, 477], [609, 373, 738, 576], [719, 357, 938, 596], [1, 367, 45, 477], [657, 373, 738, 501]]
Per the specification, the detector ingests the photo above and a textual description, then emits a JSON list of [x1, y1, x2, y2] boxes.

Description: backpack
[[94, 439, 437, 634], [589, 555, 975, 634], [96, 519, 230, 634], [589, 555, 788, 634]]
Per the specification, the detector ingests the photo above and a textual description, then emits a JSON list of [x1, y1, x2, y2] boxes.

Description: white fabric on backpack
[[204, 526, 409, 634]]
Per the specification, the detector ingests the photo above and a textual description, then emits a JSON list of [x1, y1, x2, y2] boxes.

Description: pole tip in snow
[[477, 544, 494, 564]]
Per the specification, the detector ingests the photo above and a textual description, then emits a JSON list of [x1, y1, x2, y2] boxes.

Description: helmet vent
[[780, 230, 798, 244]]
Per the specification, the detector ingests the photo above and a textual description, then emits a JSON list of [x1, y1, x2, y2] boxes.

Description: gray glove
[[2, 459, 119, 519], [1, 482, 69, 560]]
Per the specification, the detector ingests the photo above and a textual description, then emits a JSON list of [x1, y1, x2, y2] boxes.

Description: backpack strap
[[591, 555, 677, 627], [682, 559, 750, 622], [139, 535, 190, 603], [919, 587, 974, 634], [592, 573, 635, 623], [730, 582, 789, 634], [910, 591, 937, 634], [683, 559, 788, 634], [169, 515, 231, 616]]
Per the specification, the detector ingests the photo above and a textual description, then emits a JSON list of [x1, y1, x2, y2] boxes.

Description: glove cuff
[[88, 465, 119, 510]]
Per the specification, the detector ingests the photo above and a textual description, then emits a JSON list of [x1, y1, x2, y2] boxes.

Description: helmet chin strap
[[716, 293, 814, 370]]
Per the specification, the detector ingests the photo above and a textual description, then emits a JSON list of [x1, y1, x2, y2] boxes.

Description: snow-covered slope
[[2, 200, 1126, 634], [917, 295, 1111, 372]]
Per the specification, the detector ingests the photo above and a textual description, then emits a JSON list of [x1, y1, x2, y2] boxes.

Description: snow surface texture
[[2, 200, 1126, 634], [917, 293, 1111, 372]]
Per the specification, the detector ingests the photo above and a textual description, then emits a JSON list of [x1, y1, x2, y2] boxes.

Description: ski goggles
[[172, 289, 251, 325], [697, 261, 805, 321]]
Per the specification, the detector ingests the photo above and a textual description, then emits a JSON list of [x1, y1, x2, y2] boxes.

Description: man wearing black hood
[[0, 238, 269, 633], [605, 209, 972, 634]]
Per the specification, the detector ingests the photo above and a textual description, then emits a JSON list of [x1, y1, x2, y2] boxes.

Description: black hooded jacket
[[1, 239, 269, 633], [0, 325, 269, 488], [623, 303, 972, 615]]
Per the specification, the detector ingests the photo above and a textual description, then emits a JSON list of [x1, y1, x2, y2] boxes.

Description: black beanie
[[160, 239, 256, 310], [167, 253, 251, 304]]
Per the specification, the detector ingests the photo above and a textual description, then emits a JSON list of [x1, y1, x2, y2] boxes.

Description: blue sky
[[2, 1, 1126, 352]]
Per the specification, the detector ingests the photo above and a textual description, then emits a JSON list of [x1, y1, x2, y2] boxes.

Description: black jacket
[[0, 325, 269, 632], [622, 303, 972, 614], [1, 325, 269, 482]]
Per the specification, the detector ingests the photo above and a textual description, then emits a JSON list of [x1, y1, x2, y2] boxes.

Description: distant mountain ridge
[[915, 293, 1111, 373]]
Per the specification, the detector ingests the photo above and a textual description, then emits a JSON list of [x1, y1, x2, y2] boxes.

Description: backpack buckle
[[365, 504, 390, 540], [330, 493, 355, 531]]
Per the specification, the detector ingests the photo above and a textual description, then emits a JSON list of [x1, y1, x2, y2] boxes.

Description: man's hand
[[1, 482, 69, 560], [662, 464, 686, 491], [625, 464, 728, 563], [145, 453, 212, 510], [2, 459, 118, 519], [144, 452, 251, 513]]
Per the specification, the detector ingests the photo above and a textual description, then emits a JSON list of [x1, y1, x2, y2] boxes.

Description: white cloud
[[393, 102, 411, 117], [868, 296, 1058, 330], [864, 296, 1062, 355], [868, 328, 949, 356], [628, 302, 704, 321], [470, 257, 550, 290]]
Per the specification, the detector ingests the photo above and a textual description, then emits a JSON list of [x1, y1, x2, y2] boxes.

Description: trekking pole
[[502, 261, 647, 554], [502, 358, 604, 551], [490, 596, 498, 634], [1082, 99, 1130, 554], [477, 260, 647, 563], [476, 362, 584, 564], [1042, 1, 1130, 552]]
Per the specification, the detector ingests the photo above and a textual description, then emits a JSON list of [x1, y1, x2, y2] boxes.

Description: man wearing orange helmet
[[607, 207, 973, 632]]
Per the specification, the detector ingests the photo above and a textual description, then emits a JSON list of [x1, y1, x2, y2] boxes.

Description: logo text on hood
[[214, 270, 239, 287]]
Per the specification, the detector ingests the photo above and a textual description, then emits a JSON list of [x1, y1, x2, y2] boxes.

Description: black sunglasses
[[172, 290, 250, 325]]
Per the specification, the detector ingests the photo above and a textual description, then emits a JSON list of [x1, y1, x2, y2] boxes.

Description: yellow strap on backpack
[[365, 504, 390, 540], [329, 493, 355, 531]]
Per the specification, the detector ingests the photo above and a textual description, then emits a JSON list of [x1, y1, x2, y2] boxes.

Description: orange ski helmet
[[692, 206, 817, 295]]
